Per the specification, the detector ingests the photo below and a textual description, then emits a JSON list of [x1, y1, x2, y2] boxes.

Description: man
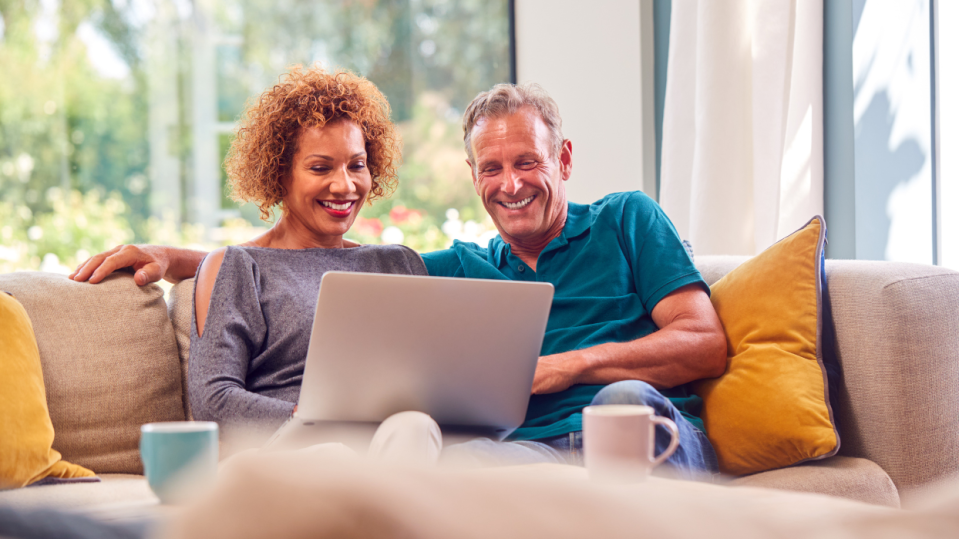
[[71, 83, 726, 477]]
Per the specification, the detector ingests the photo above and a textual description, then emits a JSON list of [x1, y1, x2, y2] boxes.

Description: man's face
[[468, 108, 572, 246]]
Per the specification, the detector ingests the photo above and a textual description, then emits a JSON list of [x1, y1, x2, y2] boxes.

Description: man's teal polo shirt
[[421, 191, 709, 441]]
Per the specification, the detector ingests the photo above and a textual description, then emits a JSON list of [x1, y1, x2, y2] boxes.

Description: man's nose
[[501, 167, 523, 195]]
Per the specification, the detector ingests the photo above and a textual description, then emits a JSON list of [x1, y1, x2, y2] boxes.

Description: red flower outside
[[389, 205, 424, 225], [353, 216, 384, 237]]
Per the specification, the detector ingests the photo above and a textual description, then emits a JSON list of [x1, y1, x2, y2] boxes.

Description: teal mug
[[140, 421, 219, 504]]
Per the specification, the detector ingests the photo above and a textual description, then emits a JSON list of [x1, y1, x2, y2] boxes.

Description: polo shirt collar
[[491, 236, 509, 267], [562, 201, 591, 240], [490, 201, 592, 266]]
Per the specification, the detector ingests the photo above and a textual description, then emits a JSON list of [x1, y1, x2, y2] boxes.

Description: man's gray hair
[[462, 83, 564, 169]]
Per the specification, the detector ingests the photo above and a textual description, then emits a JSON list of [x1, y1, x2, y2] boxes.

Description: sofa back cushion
[[0, 272, 185, 474], [168, 278, 195, 420], [0, 291, 96, 487]]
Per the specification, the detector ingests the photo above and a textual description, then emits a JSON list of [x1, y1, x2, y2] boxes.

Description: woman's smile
[[318, 199, 357, 218]]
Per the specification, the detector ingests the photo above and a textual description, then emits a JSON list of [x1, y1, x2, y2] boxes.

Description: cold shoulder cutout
[[194, 247, 228, 338]]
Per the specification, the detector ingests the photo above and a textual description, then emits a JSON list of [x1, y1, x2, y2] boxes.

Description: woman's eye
[[351, 161, 367, 170], [311, 166, 330, 173]]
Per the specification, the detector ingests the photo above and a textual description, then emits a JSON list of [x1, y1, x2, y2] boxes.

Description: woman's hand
[[70, 244, 206, 285]]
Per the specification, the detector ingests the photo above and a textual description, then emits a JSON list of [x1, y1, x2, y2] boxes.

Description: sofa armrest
[[825, 260, 959, 500], [695, 256, 959, 500]]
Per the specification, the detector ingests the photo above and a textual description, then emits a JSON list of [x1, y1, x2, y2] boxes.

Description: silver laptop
[[266, 271, 554, 450]]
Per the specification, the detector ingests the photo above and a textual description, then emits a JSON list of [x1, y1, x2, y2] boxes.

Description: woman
[[189, 66, 427, 442]]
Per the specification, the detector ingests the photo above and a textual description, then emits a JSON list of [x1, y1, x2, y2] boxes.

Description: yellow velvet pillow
[[693, 216, 839, 476], [0, 291, 95, 489]]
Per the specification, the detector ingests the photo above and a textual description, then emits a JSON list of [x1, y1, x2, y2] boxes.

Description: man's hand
[[531, 352, 580, 394], [70, 244, 206, 286]]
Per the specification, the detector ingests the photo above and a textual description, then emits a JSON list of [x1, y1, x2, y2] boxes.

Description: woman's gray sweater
[[188, 244, 427, 436]]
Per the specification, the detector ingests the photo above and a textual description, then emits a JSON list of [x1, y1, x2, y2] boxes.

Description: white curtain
[[660, 0, 824, 256]]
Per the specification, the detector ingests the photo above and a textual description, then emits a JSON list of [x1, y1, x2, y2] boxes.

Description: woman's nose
[[328, 167, 357, 195]]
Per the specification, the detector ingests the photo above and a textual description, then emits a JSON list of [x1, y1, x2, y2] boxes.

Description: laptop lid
[[296, 272, 554, 433]]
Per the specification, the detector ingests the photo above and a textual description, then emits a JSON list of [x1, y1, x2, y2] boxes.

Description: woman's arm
[[189, 248, 295, 434]]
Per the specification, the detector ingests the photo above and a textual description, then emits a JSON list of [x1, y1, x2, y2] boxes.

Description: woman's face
[[281, 120, 372, 247]]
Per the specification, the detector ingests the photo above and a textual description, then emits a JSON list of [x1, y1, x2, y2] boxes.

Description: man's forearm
[[532, 316, 727, 395], [566, 323, 726, 389], [532, 285, 727, 395], [158, 246, 209, 284]]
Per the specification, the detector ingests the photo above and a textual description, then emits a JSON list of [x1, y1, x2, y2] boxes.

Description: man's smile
[[500, 195, 535, 210]]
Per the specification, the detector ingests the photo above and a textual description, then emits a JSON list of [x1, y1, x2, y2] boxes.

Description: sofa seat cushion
[[728, 456, 899, 508], [0, 474, 153, 512], [0, 272, 185, 475]]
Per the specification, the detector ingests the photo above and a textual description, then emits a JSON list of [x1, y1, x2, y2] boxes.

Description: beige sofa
[[1, 256, 957, 514]]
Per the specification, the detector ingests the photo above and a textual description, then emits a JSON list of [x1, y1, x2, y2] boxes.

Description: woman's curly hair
[[225, 66, 401, 220]]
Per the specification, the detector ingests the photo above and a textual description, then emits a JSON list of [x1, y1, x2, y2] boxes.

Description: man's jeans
[[443, 380, 719, 480]]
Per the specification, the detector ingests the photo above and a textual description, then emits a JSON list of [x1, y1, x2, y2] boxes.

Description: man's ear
[[560, 139, 573, 181]]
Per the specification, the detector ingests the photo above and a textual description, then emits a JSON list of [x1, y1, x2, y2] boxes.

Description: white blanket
[[157, 450, 959, 539]]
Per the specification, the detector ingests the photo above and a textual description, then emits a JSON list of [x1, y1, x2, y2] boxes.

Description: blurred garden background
[[0, 0, 510, 274]]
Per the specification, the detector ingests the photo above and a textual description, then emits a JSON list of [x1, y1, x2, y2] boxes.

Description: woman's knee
[[590, 380, 658, 406], [379, 411, 439, 432], [369, 411, 442, 465]]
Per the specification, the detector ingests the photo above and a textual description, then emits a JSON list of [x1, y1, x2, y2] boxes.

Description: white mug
[[582, 404, 680, 483]]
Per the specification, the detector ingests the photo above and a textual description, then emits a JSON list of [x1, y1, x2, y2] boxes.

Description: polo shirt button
[[517, 264, 526, 272]]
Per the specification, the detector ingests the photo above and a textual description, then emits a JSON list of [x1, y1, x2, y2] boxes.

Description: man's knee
[[591, 380, 660, 407]]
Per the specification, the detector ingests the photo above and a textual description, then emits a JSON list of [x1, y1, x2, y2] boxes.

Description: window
[[0, 0, 511, 273], [937, 0, 958, 269]]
